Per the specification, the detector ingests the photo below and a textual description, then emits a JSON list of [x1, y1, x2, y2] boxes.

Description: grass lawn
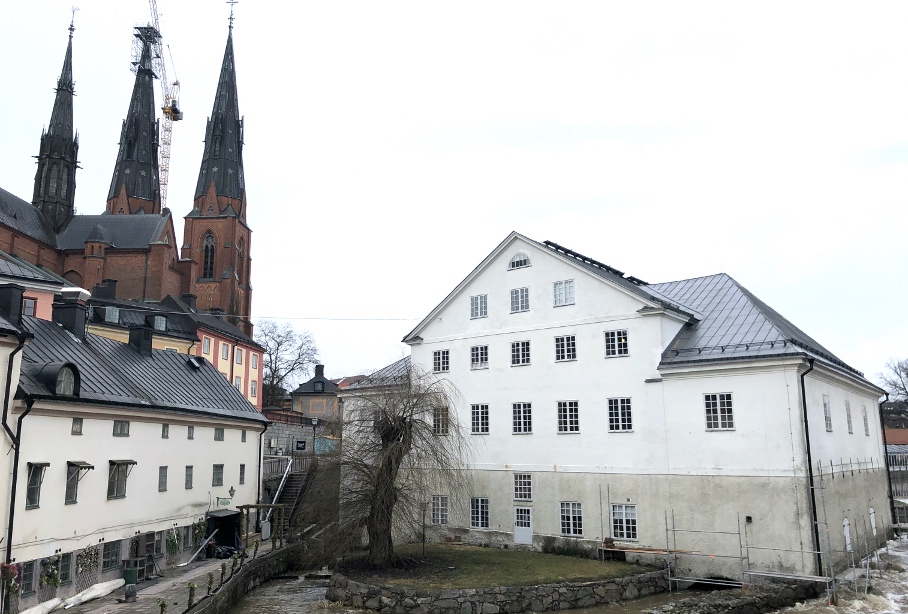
[[342, 543, 646, 590]]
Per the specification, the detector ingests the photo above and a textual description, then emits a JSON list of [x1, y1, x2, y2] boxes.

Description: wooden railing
[[263, 454, 312, 477]]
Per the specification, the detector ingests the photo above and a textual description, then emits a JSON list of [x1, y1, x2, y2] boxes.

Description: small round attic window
[[56, 366, 75, 396]]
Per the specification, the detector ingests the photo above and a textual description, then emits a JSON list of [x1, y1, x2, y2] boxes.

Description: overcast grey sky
[[1, 2, 906, 383]]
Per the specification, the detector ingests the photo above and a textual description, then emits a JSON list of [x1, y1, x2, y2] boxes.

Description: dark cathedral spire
[[194, 27, 245, 211], [33, 19, 79, 233], [106, 26, 161, 215]]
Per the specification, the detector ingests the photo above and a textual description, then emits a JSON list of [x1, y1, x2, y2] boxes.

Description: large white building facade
[[404, 232, 888, 580], [0, 284, 267, 611]]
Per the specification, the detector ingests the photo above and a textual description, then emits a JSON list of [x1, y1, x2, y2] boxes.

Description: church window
[[40, 165, 48, 197], [90, 246, 94, 256], [61, 169, 68, 198], [237, 239, 245, 284], [48, 165, 58, 197], [203, 233, 216, 278]]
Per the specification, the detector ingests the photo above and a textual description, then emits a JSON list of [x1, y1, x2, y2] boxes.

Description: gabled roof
[[88, 296, 199, 341], [343, 357, 411, 390], [56, 213, 170, 250], [18, 316, 265, 422], [649, 273, 864, 377], [0, 254, 63, 286], [0, 187, 58, 247], [159, 295, 260, 348]]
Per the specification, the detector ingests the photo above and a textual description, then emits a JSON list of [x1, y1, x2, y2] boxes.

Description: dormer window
[[314, 382, 324, 392], [508, 253, 531, 270], [56, 366, 76, 396], [152, 315, 166, 331], [104, 307, 120, 324]]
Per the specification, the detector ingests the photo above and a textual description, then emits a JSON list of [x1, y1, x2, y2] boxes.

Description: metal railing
[[262, 454, 311, 477]]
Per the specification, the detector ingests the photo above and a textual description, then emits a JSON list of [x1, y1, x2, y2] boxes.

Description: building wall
[[87, 324, 195, 353], [196, 331, 261, 411]]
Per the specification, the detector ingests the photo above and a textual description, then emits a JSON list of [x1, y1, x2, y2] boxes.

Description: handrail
[[264, 459, 294, 524]]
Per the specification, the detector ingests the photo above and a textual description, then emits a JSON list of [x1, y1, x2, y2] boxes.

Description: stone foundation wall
[[642, 582, 821, 614], [326, 569, 669, 613]]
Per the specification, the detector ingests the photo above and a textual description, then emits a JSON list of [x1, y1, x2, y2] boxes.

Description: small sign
[[296, 440, 306, 451], [217, 498, 231, 506]]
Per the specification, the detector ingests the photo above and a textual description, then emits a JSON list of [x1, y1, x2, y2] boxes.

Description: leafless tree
[[337, 358, 472, 566], [880, 358, 908, 427], [255, 320, 319, 408]]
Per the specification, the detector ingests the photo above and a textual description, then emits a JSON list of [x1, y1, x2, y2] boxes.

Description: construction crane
[[132, 0, 183, 210]]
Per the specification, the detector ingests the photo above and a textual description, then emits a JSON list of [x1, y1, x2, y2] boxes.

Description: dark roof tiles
[[56, 213, 168, 250], [0, 187, 58, 247]]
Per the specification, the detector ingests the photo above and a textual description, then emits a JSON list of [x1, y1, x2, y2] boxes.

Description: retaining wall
[[642, 582, 822, 614], [326, 568, 669, 613]]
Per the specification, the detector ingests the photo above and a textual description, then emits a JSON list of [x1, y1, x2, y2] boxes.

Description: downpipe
[[1, 333, 27, 444], [256, 421, 269, 532], [799, 358, 823, 577], [879, 392, 896, 530], [6, 397, 34, 565]]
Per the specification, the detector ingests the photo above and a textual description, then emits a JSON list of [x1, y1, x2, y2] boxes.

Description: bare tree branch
[[879, 358, 908, 427], [254, 320, 319, 407]]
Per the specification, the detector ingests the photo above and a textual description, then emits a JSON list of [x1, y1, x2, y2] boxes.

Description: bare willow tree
[[880, 358, 908, 427], [338, 358, 472, 566], [255, 320, 319, 407]]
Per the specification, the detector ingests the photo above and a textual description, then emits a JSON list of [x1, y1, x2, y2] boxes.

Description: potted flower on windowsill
[[1, 562, 21, 595], [40, 555, 60, 588]]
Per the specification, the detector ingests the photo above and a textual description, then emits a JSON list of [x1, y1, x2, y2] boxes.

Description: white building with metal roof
[[403, 231, 888, 582]]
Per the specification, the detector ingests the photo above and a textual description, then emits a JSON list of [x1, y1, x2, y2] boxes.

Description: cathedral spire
[[33, 18, 79, 233], [194, 26, 245, 213], [106, 26, 161, 215]]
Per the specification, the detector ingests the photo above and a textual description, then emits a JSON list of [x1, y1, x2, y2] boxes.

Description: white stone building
[[0, 284, 267, 610], [403, 231, 888, 580]]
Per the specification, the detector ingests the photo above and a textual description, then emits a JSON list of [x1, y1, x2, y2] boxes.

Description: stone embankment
[[643, 582, 821, 614], [325, 568, 668, 613]]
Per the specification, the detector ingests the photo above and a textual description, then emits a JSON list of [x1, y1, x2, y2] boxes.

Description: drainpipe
[[6, 397, 35, 564], [799, 358, 823, 577], [878, 392, 896, 529], [1, 333, 28, 444], [256, 421, 269, 532]]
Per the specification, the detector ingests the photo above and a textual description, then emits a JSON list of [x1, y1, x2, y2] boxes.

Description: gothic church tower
[[181, 24, 252, 335]]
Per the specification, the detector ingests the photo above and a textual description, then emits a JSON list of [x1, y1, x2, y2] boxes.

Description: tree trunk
[[365, 420, 411, 566]]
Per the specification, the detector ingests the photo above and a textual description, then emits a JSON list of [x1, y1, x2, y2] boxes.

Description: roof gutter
[[6, 396, 34, 565], [879, 392, 896, 528], [799, 358, 823, 577]]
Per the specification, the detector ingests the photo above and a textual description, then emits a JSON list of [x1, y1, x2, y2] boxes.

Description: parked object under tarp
[[207, 509, 242, 557]]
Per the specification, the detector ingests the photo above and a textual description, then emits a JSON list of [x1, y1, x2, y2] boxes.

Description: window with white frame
[[862, 405, 870, 436], [252, 353, 258, 369], [557, 401, 579, 433], [221, 344, 229, 360], [234, 376, 242, 390], [203, 337, 211, 354], [433, 407, 449, 436], [508, 253, 530, 270], [433, 350, 450, 373], [101, 541, 120, 570], [470, 294, 488, 319], [251, 381, 257, 397], [823, 394, 832, 431], [511, 341, 530, 366], [510, 287, 529, 312], [846, 400, 853, 434], [432, 495, 449, 525], [470, 345, 489, 370], [560, 502, 583, 536], [553, 280, 575, 306], [471, 404, 489, 434], [612, 503, 637, 539], [236, 348, 243, 364], [104, 306, 120, 324], [158, 466, 167, 492], [604, 330, 629, 356], [705, 393, 734, 430], [512, 402, 532, 434], [22, 298, 36, 317], [471, 497, 490, 528], [555, 335, 576, 361], [212, 464, 224, 487], [514, 474, 532, 500], [608, 398, 633, 432]]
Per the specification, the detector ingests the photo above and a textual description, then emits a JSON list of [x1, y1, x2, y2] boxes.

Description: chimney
[[315, 364, 325, 379], [91, 279, 118, 300], [128, 326, 154, 357], [181, 293, 197, 311], [0, 284, 25, 327], [53, 288, 90, 341], [209, 307, 224, 320]]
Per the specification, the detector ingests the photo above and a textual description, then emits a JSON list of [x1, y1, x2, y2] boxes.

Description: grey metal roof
[[0, 187, 58, 247], [18, 316, 265, 422], [0, 255, 60, 284], [649, 273, 862, 377], [0, 252, 75, 287], [344, 357, 411, 390], [88, 296, 199, 341], [56, 213, 169, 250], [159, 295, 260, 347]]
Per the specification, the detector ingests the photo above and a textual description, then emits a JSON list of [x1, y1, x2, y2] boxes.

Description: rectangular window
[[107, 461, 132, 499], [234, 376, 242, 390], [101, 541, 120, 571], [553, 280, 575, 306], [470, 345, 489, 370], [187, 425, 195, 440], [823, 394, 832, 432], [236, 348, 243, 364], [470, 497, 490, 528], [432, 495, 449, 525], [511, 341, 531, 366], [161, 423, 169, 439], [433, 407, 449, 436], [512, 402, 532, 434], [470, 294, 488, 319], [560, 502, 583, 536], [608, 398, 633, 432], [604, 330, 629, 356], [154, 531, 164, 557], [185, 466, 193, 489], [433, 350, 450, 373], [60, 552, 73, 584], [152, 316, 166, 331], [26, 463, 47, 508], [471, 404, 489, 434], [510, 287, 529, 313], [65, 463, 79, 504], [22, 298, 36, 317], [112, 420, 130, 437], [514, 474, 532, 500], [251, 381, 257, 397], [846, 400, 853, 434], [555, 335, 576, 361], [212, 464, 224, 487], [214, 427, 225, 441], [221, 344, 229, 360], [863, 406, 870, 436], [158, 466, 168, 492], [241, 429, 247, 442], [612, 504, 638, 540], [71, 417, 83, 435], [240, 464, 246, 485], [104, 306, 120, 324], [705, 393, 734, 430], [557, 401, 579, 433], [21, 561, 35, 595], [182, 526, 192, 550], [203, 337, 211, 354], [252, 353, 258, 369]]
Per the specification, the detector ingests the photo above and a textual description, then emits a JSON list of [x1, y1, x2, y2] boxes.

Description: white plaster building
[[403, 232, 888, 580], [0, 284, 267, 611]]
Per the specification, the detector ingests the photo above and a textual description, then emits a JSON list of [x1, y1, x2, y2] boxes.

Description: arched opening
[[63, 270, 83, 287], [237, 238, 245, 284], [48, 165, 58, 197], [61, 168, 68, 198], [202, 232, 216, 278], [90, 245, 94, 256]]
